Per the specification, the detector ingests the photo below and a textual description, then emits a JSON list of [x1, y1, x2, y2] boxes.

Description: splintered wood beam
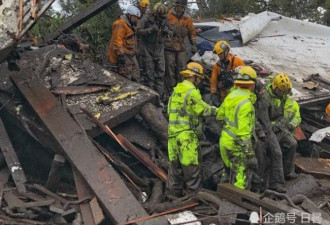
[[295, 157, 330, 179], [44, 0, 118, 43], [72, 168, 96, 225], [10, 71, 152, 224], [217, 183, 330, 225], [81, 108, 168, 182], [0, 168, 10, 207], [116, 134, 168, 182], [46, 154, 66, 192], [0, 118, 27, 194]]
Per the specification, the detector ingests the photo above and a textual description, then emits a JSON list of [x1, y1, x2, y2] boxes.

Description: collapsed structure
[[0, 2, 329, 225]]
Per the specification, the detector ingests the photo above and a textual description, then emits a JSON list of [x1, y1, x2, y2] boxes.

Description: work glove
[[162, 26, 170, 35], [272, 123, 281, 133], [286, 123, 295, 132], [191, 44, 198, 54], [151, 24, 159, 33], [117, 55, 125, 65], [247, 156, 258, 170], [257, 131, 266, 142]]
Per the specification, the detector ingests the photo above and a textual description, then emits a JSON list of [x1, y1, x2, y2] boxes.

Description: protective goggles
[[213, 43, 229, 54], [235, 73, 256, 82], [187, 68, 203, 76], [220, 43, 229, 51]]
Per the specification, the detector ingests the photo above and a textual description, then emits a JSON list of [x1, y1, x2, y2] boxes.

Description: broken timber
[[9, 72, 155, 224], [44, 0, 118, 43], [295, 157, 330, 179], [0, 118, 27, 194], [217, 183, 330, 225], [72, 168, 96, 225], [81, 108, 168, 182]]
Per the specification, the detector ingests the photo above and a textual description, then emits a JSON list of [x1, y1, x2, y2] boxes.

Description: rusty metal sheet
[[10, 72, 153, 224], [295, 157, 330, 179]]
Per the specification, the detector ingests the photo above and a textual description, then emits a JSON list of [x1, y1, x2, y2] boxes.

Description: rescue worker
[[257, 73, 300, 190], [137, 0, 149, 15], [164, 0, 197, 96], [167, 62, 216, 197], [107, 5, 141, 81], [255, 80, 287, 193], [136, 0, 150, 81], [211, 40, 245, 103], [137, 3, 172, 99], [216, 66, 258, 189]]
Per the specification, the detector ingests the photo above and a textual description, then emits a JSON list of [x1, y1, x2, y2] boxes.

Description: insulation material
[[309, 126, 330, 142], [166, 211, 201, 225], [239, 11, 273, 44], [232, 12, 330, 83], [194, 11, 330, 102]]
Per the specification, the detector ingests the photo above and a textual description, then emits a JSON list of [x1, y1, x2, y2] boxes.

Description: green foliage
[[31, 0, 122, 63]]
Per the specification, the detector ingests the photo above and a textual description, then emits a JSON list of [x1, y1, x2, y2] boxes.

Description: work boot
[[285, 172, 298, 180], [268, 183, 287, 193]]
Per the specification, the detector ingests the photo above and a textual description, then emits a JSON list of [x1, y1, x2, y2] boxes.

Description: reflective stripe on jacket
[[168, 80, 215, 137], [284, 98, 301, 128], [107, 15, 136, 64], [265, 82, 286, 124], [210, 54, 245, 93], [216, 87, 256, 148]]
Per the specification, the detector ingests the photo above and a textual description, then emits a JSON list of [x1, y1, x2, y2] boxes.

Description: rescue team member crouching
[[166, 62, 216, 197], [216, 66, 258, 189], [211, 40, 245, 103], [266, 74, 300, 180], [107, 5, 141, 82]]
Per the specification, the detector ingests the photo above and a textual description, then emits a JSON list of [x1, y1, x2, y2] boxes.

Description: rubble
[[0, 6, 329, 225]]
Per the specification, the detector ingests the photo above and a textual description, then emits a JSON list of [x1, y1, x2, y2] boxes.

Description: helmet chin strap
[[224, 49, 229, 61]]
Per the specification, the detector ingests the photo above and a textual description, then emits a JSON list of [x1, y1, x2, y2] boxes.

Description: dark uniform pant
[[118, 54, 140, 82], [166, 132, 202, 196], [165, 50, 186, 94], [256, 131, 285, 187], [277, 130, 297, 177], [143, 45, 166, 98]]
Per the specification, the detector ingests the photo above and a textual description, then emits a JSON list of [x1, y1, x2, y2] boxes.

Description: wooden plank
[[46, 154, 66, 192], [0, 167, 10, 207], [10, 72, 152, 224], [217, 189, 259, 212], [218, 183, 330, 225], [44, 0, 117, 43], [117, 134, 168, 182], [29, 184, 69, 205], [0, 118, 27, 193], [72, 168, 96, 225], [295, 157, 330, 179], [3, 191, 23, 209], [81, 108, 168, 182], [90, 197, 105, 225]]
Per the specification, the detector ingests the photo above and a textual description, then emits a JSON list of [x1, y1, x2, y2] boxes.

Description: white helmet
[[125, 5, 141, 18]]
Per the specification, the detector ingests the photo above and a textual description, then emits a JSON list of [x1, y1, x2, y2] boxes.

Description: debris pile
[[0, 10, 330, 225]]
